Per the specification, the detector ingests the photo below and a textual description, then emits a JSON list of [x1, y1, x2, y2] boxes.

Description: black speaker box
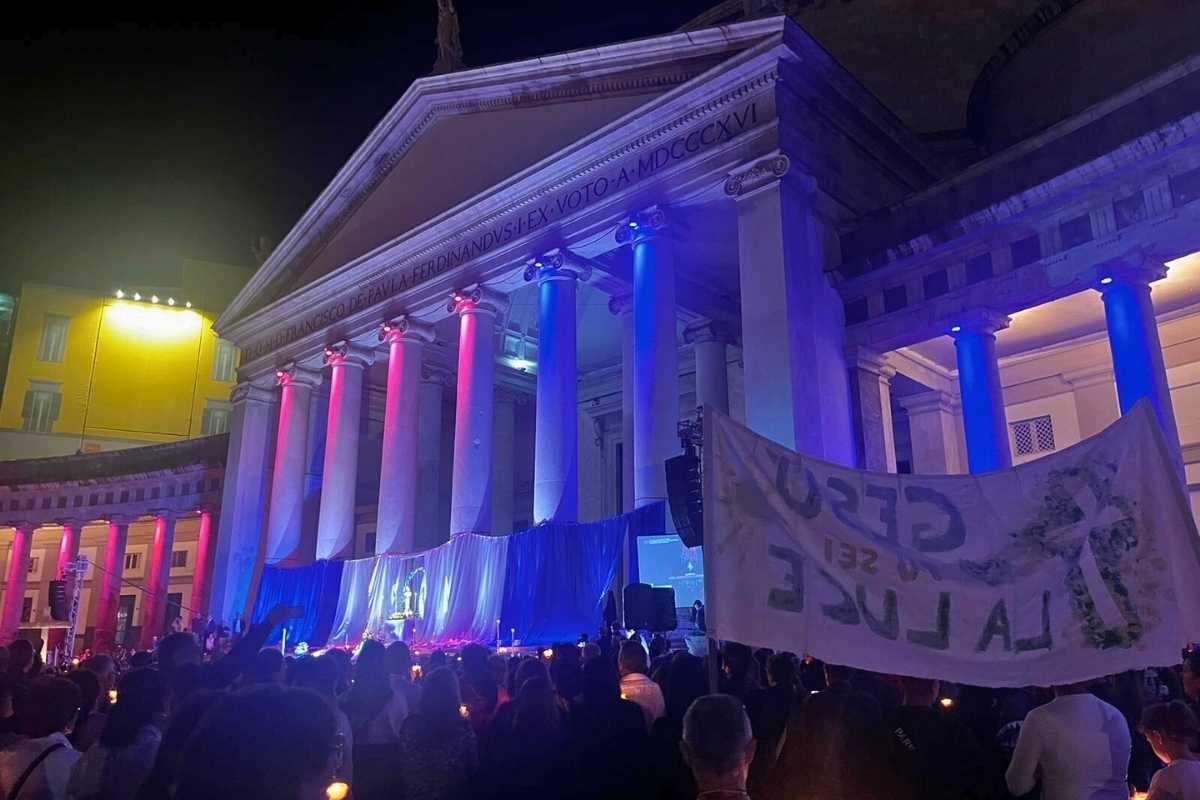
[[665, 453, 703, 547]]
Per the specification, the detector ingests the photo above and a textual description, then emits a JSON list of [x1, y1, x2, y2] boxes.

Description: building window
[[37, 314, 69, 362], [20, 597, 32, 624], [27, 557, 38, 574], [21, 383, 62, 433], [171, 550, 187, 568], [1012, 415, 1056, 457], [124, 553, 140, 571], [363, 532, 376, 556], [212, 339, 238, 382], [201, 401, 232, 435]]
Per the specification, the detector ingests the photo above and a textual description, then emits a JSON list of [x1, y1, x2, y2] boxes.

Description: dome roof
[[683, 0, 1200, 145]]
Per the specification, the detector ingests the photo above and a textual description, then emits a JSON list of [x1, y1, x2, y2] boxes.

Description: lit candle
[[459, 703, 470, 719], [939, 697, 954, 709], [108, 689, 118, 704], [326, 782, 350, 800]]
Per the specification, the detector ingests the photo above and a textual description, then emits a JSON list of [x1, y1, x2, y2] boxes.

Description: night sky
[[0, 1, 716, 297]]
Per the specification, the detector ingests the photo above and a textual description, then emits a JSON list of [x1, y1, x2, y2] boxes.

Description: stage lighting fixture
[[185, 301, 192, 308], [167, 297, 175, 306], [151, 295, 159, 304], [133, 293, 142, 301], [114, 289, 125, 298]]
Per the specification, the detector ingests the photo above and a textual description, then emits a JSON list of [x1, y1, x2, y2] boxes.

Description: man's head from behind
[[681, 694, 756, 791], [618, 640, 649, 678]]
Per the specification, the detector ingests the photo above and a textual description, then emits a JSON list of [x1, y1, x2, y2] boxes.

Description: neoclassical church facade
[[4, 2, 1200, 644]]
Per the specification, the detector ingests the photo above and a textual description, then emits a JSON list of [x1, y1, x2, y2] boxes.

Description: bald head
[[681, 694, 756, 786]]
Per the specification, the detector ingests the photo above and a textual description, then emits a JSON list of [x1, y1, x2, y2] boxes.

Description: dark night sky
[[0, 1, 716, 297]]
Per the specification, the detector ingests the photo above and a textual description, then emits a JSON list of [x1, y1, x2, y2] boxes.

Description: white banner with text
[[703, 401, 1200, 687]]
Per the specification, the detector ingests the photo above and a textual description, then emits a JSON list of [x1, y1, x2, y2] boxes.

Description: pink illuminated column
[[449, 285, 507, 535], [316, 341, 374, 560], [265, 363, 321, 565], [92, 516, 132, 653], [0, 523, 34, 645], [46, 519, 83, 652], [140, 511, 177, 649], [376, 318, 436, 554], [191, 508, 216, 619]]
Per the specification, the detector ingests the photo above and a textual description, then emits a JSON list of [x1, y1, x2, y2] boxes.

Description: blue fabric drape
[[499, 516, 628, 644], [253, 506, 655, 648], [250, 558, 345, 646]]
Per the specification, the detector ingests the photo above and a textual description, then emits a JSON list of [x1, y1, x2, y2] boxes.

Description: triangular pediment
[[219, 20, 783, 328]]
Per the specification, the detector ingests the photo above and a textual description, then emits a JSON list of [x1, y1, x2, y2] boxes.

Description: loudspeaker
[[49, 580, 69, 621], [665, 453, 703, 547], [624, 583, 679, 632], [623, 583, 654, 631], [650, 586, 678, 632]]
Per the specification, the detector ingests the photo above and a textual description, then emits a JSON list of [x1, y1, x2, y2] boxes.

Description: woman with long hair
[[67, 668, 168, 799], [398, 667, 477, 800], [1141, 700, 1200, 799]]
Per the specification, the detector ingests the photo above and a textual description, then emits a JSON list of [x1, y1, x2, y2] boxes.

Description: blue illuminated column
[[449, 284, 507, 535], [951, 310, 1012, 473], [265, 363, 321, 564], [316, 341, 374, 560], [607, 294, 635, 513], [526, 251, 588, 523], [376, 317, 436, 554], [616, 207, 679, 512], [1098, 261, 1182, 459], [209, 381, 275, 622], [683, 320, 730, 415]]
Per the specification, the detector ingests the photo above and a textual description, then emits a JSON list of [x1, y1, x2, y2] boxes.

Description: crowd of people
[[0, 607, 1195, 799]]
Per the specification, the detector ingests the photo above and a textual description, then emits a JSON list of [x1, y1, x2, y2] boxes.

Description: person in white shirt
[[1140, 700, 1200, 800], [618, 640, 665, 729], [0, 677, 82, 800], [1006, 681, 1132, 800]]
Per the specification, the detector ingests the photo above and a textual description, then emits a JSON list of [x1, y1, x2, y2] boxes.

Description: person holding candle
[[1139, 701, 1200, 799], [398, 667, 477, 800]]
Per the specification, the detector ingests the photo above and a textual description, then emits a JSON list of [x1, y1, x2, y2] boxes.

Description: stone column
[[376, 318, 436, 554], [492, 388, 518, 534], [265, 364, 321, 564], [684, 320, 731, 415], [449, 285, 507, 535], [316, 341, 374, 560], [608, 295, 635, 513], [46, 519, 83, 652], [847, 347, 898, 472], [726, 155, 854, 462], [209, 381, 275, 623], [191, 508, 216, 619], [0, 523, 34, 645], [1097, 261, 1183, 463], [416, 367, 448, 545], [526, 251, 589, 523], [140, 511, 178, 649], [616, 208, 679, 512], [92, 516, 131, 653], [951, 310, 1012, 473], [898, 392, 962, 475]]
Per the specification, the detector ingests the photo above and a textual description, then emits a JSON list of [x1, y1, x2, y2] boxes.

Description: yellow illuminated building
[[0, 259, 254, 460]]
